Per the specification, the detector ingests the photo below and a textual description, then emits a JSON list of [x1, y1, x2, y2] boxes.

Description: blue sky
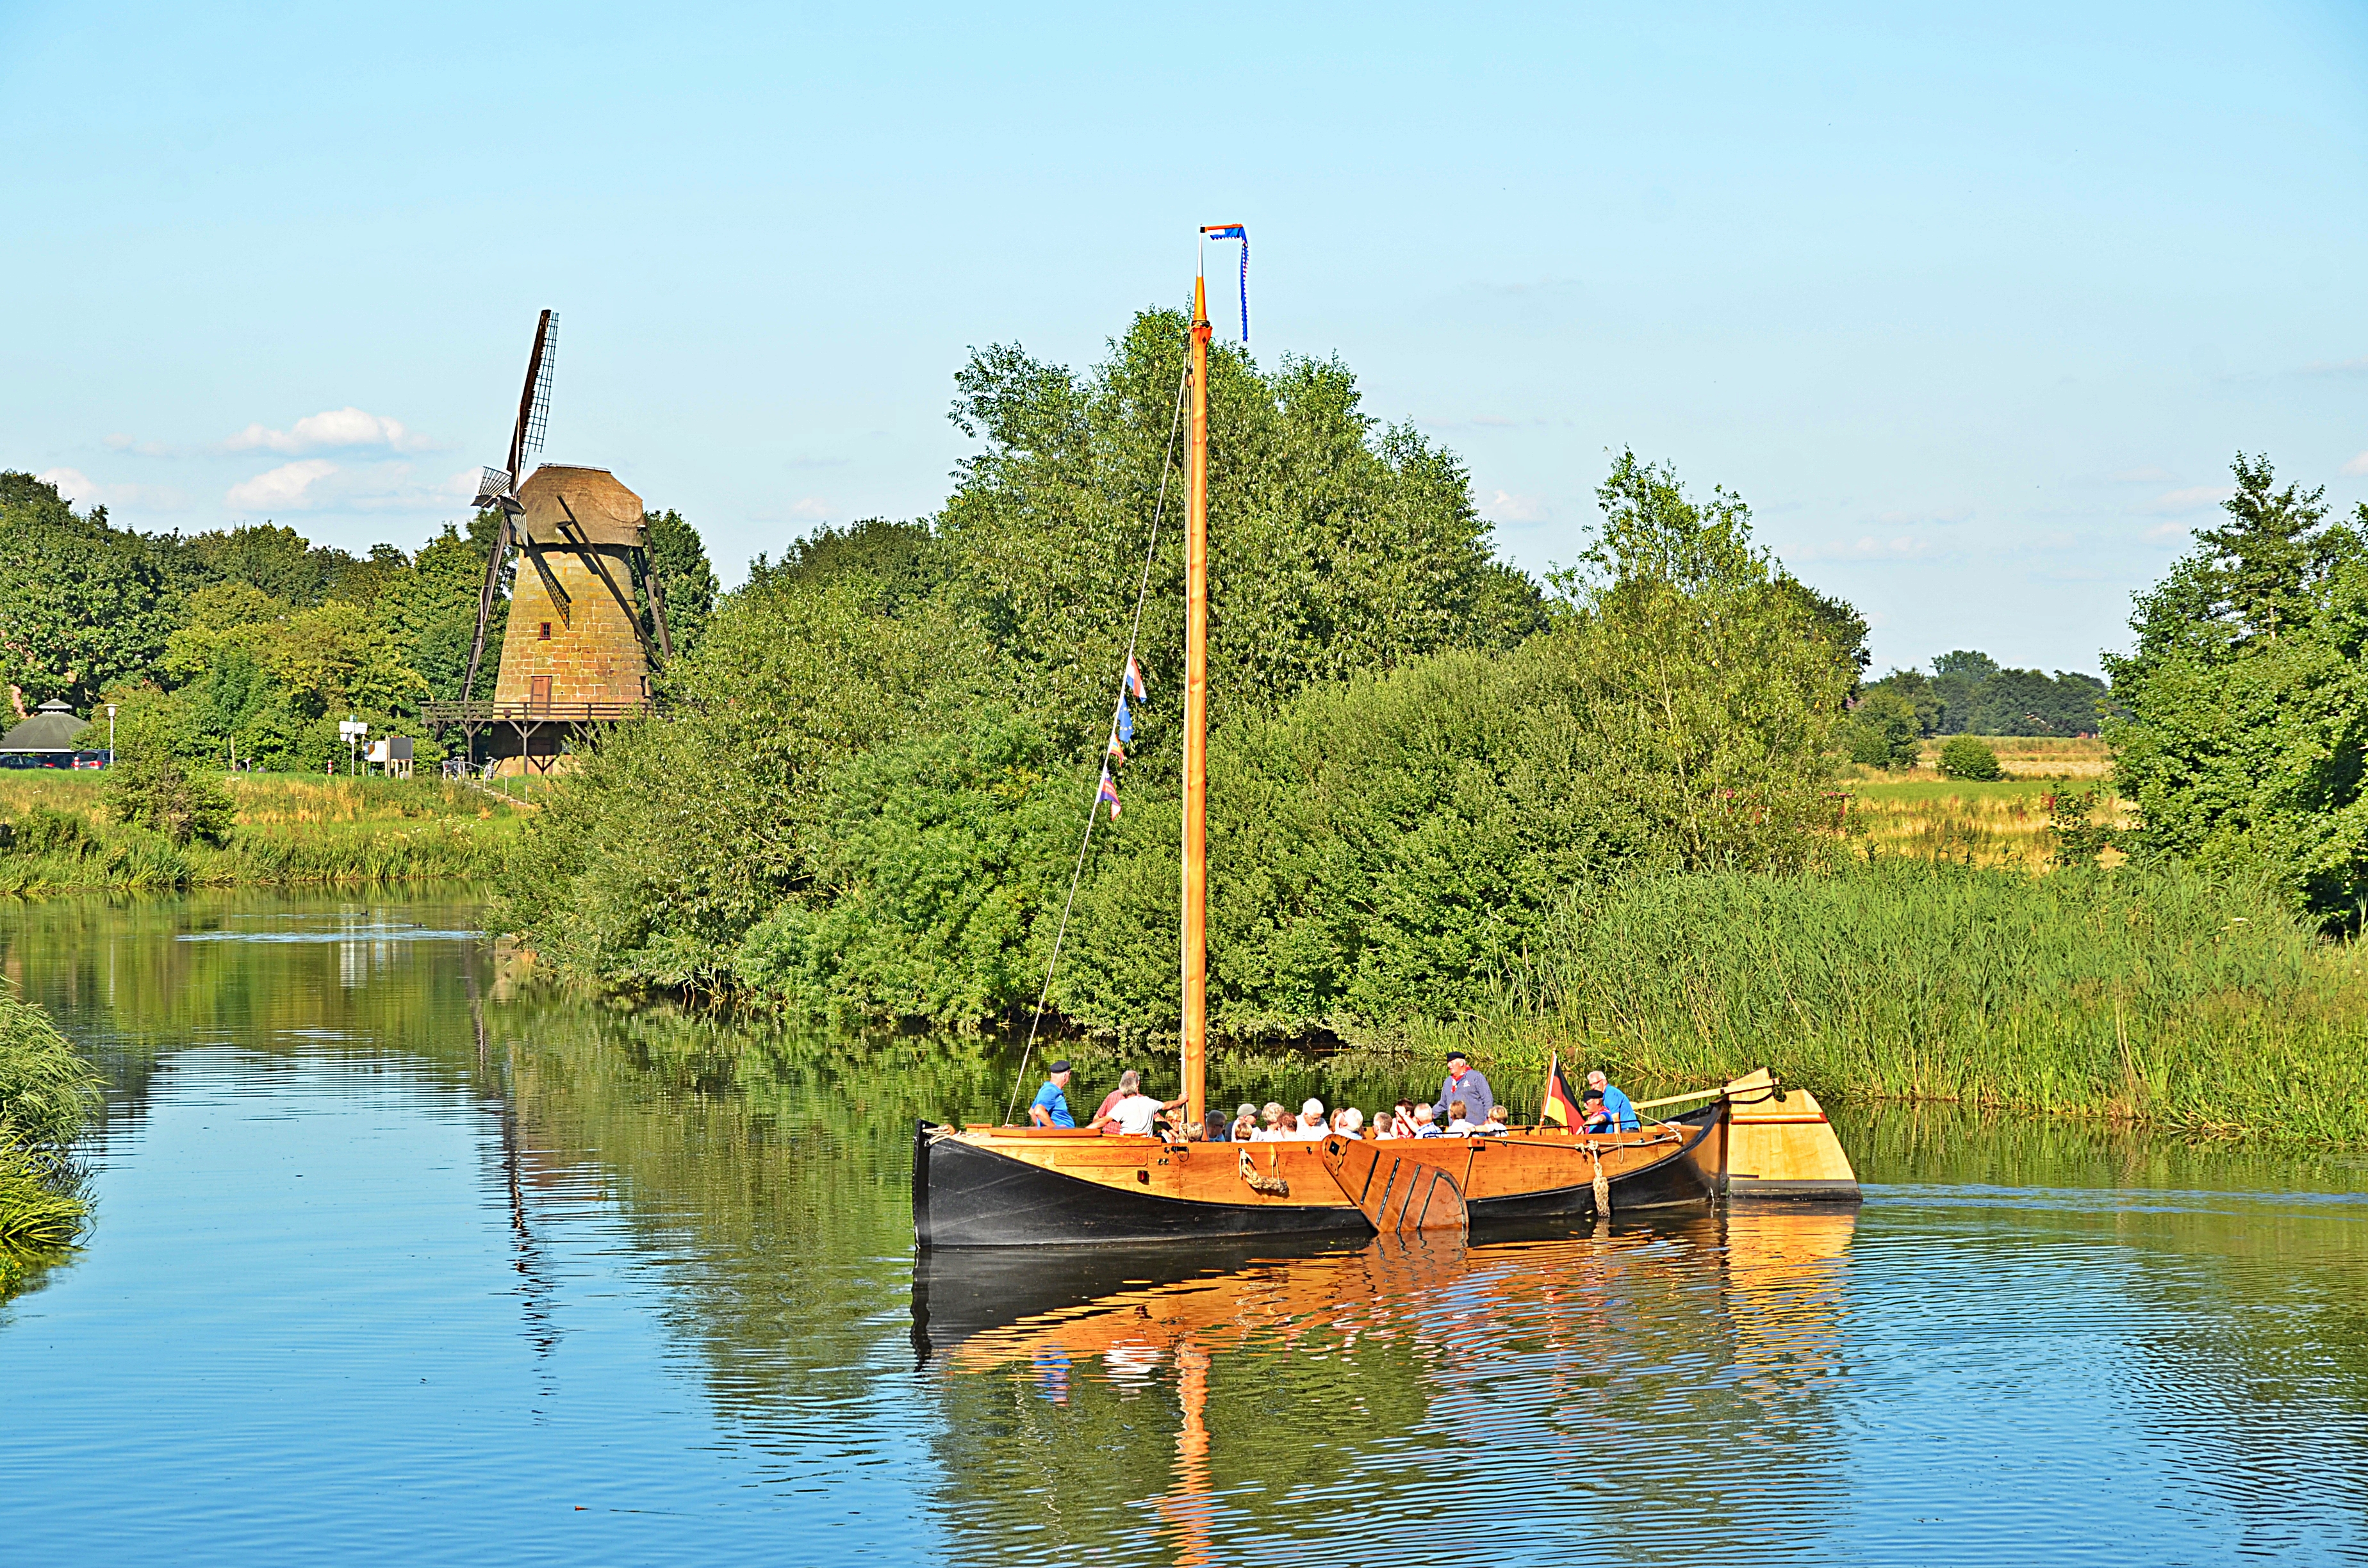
[[6, 0, 2366, 674]]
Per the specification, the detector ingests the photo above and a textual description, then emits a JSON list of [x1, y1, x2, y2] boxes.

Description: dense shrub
[[9, 805, 92, 856], [1937, 735, 2002, 780], [104, 756, 234, 845]]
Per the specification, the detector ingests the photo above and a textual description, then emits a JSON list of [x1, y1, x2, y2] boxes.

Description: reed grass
[[0, 981, 102, 1292], [0, 771, 522, 894], [1321, 861, 2368, 1147]]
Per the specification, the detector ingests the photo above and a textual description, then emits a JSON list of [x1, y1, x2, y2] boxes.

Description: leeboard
[[1324, 1138, 1470, 1235]]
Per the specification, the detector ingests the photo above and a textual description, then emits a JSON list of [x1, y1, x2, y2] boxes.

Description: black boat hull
[[913, 1104, 1725, 1249]]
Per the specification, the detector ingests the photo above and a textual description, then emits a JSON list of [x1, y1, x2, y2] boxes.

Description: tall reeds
[[1372, 861, 2368, 1145], [0, 981, 101, 1292]]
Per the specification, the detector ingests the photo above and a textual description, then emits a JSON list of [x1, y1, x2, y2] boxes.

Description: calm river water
[[5, 893, 2368, 1565]]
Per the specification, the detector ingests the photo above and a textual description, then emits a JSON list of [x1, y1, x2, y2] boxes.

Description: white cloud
[[2144, 521, 2191, 541], [103, 433, 179, 458], [36, 467, 191, 511], [1484, 489, 1550, 524], [223, 407, 428, 455], [2342, 452, 2368, 477], [2144, 485, 2233, 514], [224, 459, 479, 514], [226, 459, 340, 510]]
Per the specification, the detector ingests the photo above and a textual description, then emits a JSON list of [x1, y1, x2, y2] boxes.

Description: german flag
[[1538, 1054, 1586, 1129]]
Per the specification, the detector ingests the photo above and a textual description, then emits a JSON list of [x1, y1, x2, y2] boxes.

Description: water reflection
[[914, 1210, 1859, 1565], [4, 892, 2368, 1566]]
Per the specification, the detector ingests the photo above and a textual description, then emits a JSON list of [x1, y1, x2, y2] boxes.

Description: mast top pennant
[[1199, 224, 1249, 342]]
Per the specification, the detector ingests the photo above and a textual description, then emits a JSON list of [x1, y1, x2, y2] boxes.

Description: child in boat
[[1482, 1107, 1511, 1136], [1410, 1104, 1442, 1137], [1581, 1088, 1612, 1133], [1444, 1100, 1478, 1135]]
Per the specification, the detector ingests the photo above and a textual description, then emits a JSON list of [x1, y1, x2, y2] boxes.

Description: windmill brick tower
[[485, 465, 656, 774]]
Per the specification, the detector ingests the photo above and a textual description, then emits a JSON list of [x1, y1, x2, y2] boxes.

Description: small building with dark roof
[[0, 701, 105, 768]]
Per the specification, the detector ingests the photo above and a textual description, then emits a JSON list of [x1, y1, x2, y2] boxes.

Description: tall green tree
[[0, 473, 174, 711], [2107, 454, 2368, 924], [639, 509, 719, 657]]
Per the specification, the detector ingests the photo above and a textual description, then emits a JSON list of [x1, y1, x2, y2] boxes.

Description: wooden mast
[[1181, 274, 1212, 1130]]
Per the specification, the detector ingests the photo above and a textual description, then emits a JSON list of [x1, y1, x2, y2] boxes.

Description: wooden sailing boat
[[912, 253, 1731, 1248]]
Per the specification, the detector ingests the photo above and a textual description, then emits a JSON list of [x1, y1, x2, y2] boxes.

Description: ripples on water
[[3, 894, 2366, 1565]]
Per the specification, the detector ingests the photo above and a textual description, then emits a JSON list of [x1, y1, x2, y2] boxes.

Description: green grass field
[[0, 769, 532, 894]]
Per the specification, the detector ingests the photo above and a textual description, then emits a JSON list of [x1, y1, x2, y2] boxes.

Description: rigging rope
[[1001, 358, 1193, 1126]]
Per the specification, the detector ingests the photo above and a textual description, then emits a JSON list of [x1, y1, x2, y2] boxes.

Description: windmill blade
[[507, 309, 557, 482], [459, 512, 511, 705]]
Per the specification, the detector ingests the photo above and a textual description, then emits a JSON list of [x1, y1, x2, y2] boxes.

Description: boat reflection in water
[[914, 1207, 1859, 1564]]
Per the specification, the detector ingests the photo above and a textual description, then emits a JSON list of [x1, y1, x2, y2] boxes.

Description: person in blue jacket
[[1028, 1061, 1077, 1127], [1587, 1069, 1640, 1132]]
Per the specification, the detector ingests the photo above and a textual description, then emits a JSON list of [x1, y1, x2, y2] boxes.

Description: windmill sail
[[463, 310, 558, 705]]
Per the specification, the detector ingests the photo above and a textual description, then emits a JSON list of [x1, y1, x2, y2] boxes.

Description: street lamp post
[[107, 704, 117, 767], [338, 717, 368, 777]]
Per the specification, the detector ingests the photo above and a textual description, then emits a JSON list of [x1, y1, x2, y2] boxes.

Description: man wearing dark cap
[[1431, 1052, 1494, 1129], [1028, 1061, 1077, 1128]]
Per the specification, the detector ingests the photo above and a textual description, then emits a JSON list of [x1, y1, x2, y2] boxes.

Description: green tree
[[0, 473, 174, 710], [382, 523, 505, 703], [1845, 687, 1923, 769], [641, 509, 719, 657], [2106, 457, 2368, 923]]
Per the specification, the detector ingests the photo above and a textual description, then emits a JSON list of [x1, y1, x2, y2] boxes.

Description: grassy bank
[[0, 772, 528, 894], [1325, 860, 2368, 1146], [0, 979, 101, 1294]]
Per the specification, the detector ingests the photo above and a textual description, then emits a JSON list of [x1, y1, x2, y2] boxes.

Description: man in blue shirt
[[1028, 1061, 1077, 1127], [1432, 1052, 1495, 1129], [1587, 1070, 1640, 1132]]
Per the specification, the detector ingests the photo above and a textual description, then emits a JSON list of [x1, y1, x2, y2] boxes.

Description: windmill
[[432, 310, 675, 775]]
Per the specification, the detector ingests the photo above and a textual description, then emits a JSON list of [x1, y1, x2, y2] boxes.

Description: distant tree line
[[0, 472, 718, 771]]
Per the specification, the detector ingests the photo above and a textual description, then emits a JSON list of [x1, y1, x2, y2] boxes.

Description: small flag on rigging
[[1097, 767, 1122, 821], [1115, 695, 1134, 744], [1125, 656, 1147, 700]]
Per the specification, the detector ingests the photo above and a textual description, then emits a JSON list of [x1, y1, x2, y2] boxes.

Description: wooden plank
[[1325, 1138, 1469, 1236]]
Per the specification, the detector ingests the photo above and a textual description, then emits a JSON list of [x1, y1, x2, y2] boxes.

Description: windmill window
[[538, 621, 552, 641]]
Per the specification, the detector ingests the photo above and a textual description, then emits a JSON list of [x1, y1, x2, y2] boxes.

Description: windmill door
[[529, 675, 552, 710]]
